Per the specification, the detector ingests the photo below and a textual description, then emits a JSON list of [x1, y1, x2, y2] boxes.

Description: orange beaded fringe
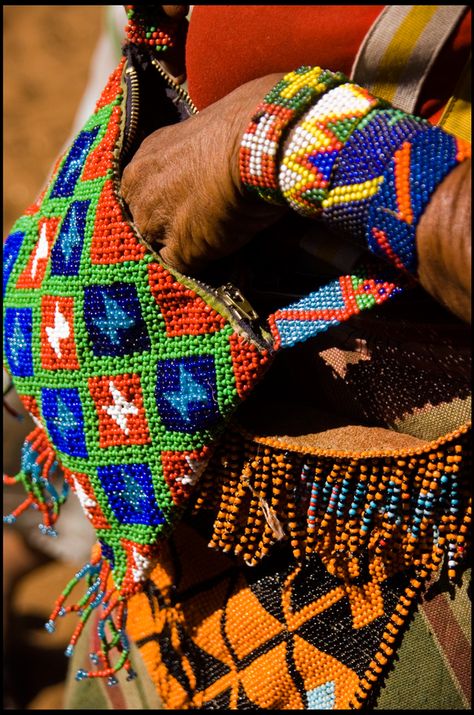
[[192, 423, 471, 582]]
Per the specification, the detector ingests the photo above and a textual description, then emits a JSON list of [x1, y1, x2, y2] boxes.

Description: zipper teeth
[[139, 235, 243, 323], [150, 57, 199, 115], [122, 66, 140, 158], [137, 232, 270, 349]]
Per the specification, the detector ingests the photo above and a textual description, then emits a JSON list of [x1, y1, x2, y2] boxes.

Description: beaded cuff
[[320, 107, 470, 275], [239, 66, 346, 205], [366, 126, 471, 274], [319, 108, 429, 241], [242, 68, 470, 276], [279, 83, 386, 216]]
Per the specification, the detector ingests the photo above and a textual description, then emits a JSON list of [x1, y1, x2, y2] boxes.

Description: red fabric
[[186, 5, 471, 122]]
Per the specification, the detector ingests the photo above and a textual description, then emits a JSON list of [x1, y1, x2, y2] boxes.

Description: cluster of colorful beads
[[194, 424, 471, 581], [125, 5, 174, 52], [366, 126, 471, 274], [278, 83, 385, 216], [242, 68, 471, 277], [239, 66, 346, 205]]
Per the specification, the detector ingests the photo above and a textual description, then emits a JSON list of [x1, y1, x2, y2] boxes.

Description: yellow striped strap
[[438, 54, 471, 142], [350, 5, 468, 113]]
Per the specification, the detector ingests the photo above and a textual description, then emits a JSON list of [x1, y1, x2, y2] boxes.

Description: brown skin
[[121, 74, 287, 271], [417, 159, 471, 323], [121, 73, 471, 323]]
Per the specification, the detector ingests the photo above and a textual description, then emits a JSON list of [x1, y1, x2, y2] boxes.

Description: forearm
[[239, 70, 471, 320], [417, 160, 471, 322]]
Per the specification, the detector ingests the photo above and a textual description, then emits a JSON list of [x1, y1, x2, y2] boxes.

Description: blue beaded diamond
[[4, 307, 34, 377], [83, 283, 150, 357], [50, 126, 100, 198], [97, 463, 165, 526], [51, 200, 90, 276], [156, 355, 220, 433], [3, 231, 25, 296], [41, 388, 88, 458]]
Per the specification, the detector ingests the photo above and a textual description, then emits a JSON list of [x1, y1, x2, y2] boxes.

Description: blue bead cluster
[[367, 127, 462, 274], [321, 109, 428, 242]]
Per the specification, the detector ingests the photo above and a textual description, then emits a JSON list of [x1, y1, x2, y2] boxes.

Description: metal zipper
[[138, 230, 272, 350], [150, 57, 199, 116], [216, 284, 260, 325], [121, 64, 141, 161]]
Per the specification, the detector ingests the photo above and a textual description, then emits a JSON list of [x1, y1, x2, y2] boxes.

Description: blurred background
[[3, 6, 119, 709]]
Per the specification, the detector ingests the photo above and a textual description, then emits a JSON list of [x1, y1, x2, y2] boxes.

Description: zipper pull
[[216, 283, 260, 324]]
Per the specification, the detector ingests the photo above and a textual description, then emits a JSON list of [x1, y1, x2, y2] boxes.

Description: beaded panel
[[2, 59, 271, 596], [126, 516, 420, 710]]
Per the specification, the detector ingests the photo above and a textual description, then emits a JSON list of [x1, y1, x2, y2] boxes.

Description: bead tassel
[[3, 427, 68, 534], [194, 423, 471, 582], [45, 547, 134, 682]]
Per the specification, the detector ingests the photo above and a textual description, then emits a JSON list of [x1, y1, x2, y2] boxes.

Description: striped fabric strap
[[438, 54, 471, 142], [350, 5, 468, 114]]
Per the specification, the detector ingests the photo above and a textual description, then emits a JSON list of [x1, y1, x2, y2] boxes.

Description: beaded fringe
[[3, 428, 135, 682], [192, 423, 471, 581], [3, 427, 68, 536], [45, 544, 137, 684]]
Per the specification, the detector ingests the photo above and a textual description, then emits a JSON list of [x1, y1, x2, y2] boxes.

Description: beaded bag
[[3, 5, 470, 689]]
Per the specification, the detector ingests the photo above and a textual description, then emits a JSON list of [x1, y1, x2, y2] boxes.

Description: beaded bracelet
[[319, 108, 430, 241], [239, 66, 346, 205], [319, 107, 470, 274], [366, 126, 471, 273], [125, 5, 175, 52], [241, 69, 470, 276], [278, 83, 387, 216]]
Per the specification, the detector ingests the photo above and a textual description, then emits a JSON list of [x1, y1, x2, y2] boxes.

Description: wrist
[[417, 160, 471, 321], [239, 66, 347, 204]]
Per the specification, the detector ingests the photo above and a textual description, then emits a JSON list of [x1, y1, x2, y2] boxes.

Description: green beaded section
[[3, 67, 258, 576]]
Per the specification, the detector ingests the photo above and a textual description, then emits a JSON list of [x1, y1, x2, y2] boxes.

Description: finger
[[158, 243, 180, 270], [161, 5, 189, 20]]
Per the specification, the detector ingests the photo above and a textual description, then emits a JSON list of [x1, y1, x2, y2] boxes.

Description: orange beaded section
[[90, 179, 146, 264], [393, 142, 414, 224], [192, 422, 471, 578], [16, 217, 61, 289], [88, 373, 151, 448], [95, 60, 126, 111], [147, 263, 227, 337], [40, 296, 80, 371]]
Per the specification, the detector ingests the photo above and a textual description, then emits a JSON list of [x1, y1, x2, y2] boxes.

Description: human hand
[[121, 73, 288, 274]]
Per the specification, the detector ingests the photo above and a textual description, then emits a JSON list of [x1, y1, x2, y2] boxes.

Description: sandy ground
[[4, 6, 106, 710], [3, 6, 105, 235]]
